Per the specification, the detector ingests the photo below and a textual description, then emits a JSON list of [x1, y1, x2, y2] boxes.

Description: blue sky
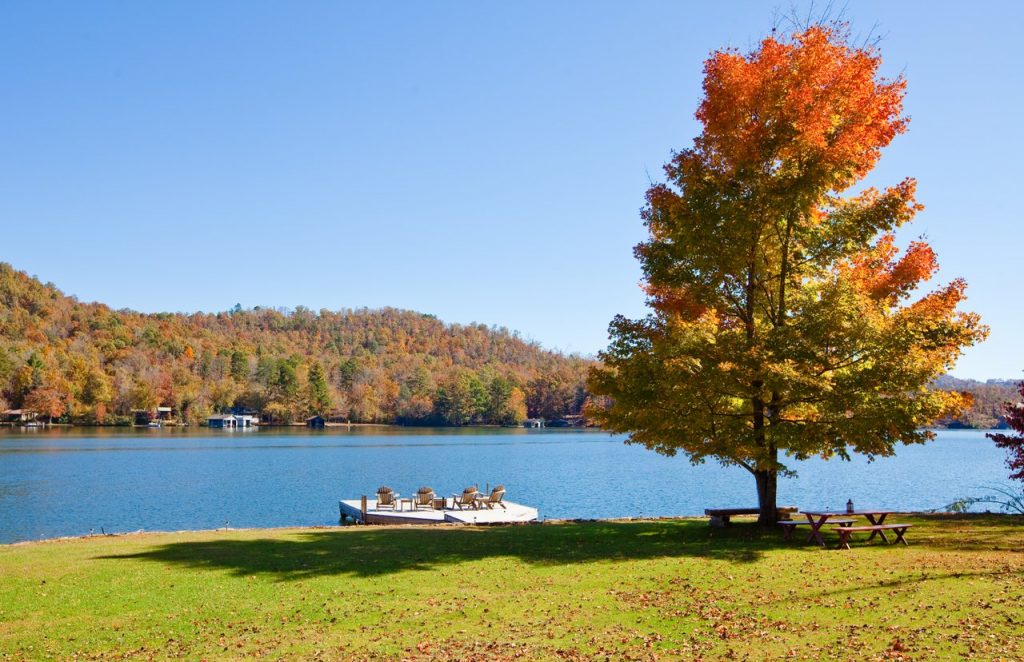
[[1, 2, 1020, 379]]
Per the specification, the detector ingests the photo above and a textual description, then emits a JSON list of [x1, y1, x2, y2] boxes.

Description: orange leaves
[[843, 233, 939, 303], [884, 243, 939, 298], [643, 283, 708, 321], [905, 278, 970, 320], [695, 25, 906, 188]]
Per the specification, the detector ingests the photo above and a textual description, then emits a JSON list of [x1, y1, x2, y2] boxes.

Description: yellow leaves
[[932, 389, 974, 421]]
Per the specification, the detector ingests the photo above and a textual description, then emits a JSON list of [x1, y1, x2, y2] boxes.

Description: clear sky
[[1, 2, 1020, 379]]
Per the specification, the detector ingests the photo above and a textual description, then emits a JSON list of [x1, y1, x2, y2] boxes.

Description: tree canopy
[[588, 25, 987, 523]]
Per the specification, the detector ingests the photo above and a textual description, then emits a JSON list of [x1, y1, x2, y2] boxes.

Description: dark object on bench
[[834, 523, 912, 550], [705, 506, 798, 527], [777, 517, 855, 541]]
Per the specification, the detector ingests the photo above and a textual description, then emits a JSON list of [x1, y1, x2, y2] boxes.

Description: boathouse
[[207, 414, 235, 428], [207, 413, 256, 428], [234, 414, 257, 428], [1, 409, 38, 424]]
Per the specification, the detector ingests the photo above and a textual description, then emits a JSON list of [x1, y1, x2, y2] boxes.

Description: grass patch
[[1, 514, 1022, 659]]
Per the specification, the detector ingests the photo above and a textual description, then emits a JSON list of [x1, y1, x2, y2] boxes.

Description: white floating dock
[[339, 498, 538, 525]]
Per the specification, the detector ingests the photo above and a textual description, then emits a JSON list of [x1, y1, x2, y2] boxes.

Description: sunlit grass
[[1, 515, 1021, 659]]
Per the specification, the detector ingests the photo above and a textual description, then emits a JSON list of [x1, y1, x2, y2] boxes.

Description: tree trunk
[[754, 469, 778, 526]]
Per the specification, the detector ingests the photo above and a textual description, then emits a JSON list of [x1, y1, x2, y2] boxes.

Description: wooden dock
[[339, 497, 539, 525]]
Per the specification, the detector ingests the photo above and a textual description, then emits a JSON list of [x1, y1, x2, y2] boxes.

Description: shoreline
[[5, 511, 1014, 548], [3, 518, 696, 547], [0, 421, 602, 431]]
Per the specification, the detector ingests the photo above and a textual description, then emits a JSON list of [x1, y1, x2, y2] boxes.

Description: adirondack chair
[[376, 486, 399, 510], [476, 485, 506, 510], [450, 486, 480, 510], [412, 486, 436, 510]]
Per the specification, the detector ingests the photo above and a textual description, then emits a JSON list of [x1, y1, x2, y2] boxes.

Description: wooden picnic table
[[800, 510, 893, 547]]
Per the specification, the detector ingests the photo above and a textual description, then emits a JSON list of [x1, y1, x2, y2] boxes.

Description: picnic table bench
[[834, 523, 912, 550], [777, 517, 855, 541], [800, 510, 895, 547], [705, 506, 798, 527]]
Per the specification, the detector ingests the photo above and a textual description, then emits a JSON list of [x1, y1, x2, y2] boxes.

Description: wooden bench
[[777, 518, 855, 541], [705, 506, 798, 527], [834, 523, 912, 550]]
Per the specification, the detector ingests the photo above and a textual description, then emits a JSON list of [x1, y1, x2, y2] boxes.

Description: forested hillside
[[0, 263, 591, 425], [932, 375, 1021, 429]]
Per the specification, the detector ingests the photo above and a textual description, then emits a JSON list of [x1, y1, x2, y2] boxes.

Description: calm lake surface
[[0, 427, 1010, 544]]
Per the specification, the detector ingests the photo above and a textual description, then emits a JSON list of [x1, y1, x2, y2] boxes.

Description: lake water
[[0, 427, 1011, 544]]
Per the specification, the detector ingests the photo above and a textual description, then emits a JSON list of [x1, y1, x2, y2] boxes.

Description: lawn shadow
[[97, 520, 788, 580], [96, 515, 1024, 581]]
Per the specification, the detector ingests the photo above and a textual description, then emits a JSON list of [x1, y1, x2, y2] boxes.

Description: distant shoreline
[[0, 422, 601, 431]]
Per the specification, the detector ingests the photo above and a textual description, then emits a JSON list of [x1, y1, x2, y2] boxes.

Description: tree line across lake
[[0, 264, 591, 426], [0, 263, 1011, 429]]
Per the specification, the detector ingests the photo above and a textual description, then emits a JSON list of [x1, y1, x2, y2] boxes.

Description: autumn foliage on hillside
[[0, 263, 590, 425], [931, 375, 1021, 429]]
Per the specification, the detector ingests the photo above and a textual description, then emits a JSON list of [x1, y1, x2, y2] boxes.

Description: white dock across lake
[[339, 497, 538, 525]]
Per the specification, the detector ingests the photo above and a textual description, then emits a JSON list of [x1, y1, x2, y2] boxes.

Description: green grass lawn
[[1, 515, 1022, 660]]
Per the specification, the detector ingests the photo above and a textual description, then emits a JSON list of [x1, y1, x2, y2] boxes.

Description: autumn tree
[[526, 374, 576, 420], [987, 382, 1024, 482], [505, 386, 529, 426], [81, 368, 113, 421], [588, 25, 986, 525], [24, 386, 66, 423], [128, 379, 159, 412]]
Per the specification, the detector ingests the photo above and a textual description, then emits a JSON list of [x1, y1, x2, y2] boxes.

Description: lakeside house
[[207, 413, 258, 428], [207, 414, 234, 428], [132, 406, 177, 426], [306, 415, 326, 429], [1, 409, 38, 424], [523, 415, 587, 429]]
